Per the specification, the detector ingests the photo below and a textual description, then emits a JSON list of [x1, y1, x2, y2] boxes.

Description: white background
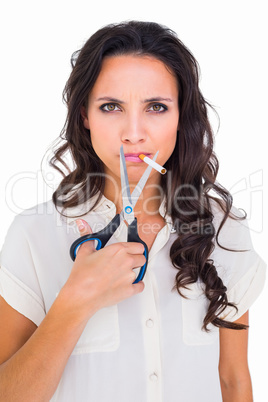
[[0, 0, 267, 400]]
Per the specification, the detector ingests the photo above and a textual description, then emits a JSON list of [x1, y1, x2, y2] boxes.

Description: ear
[[81, 106, 90, 130]]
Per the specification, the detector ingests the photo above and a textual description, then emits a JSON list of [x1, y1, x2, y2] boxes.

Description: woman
[[0, 21, 265, 401]]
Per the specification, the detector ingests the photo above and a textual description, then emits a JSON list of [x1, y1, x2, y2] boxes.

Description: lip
[[124, 152, 152, 163], [124, 153, 151, 157]]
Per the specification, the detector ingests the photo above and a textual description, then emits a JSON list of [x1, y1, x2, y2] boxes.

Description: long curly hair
[[49, 21, 246, 331]]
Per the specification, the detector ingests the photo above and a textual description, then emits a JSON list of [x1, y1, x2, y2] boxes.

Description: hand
[[62, 219, 145, 319]]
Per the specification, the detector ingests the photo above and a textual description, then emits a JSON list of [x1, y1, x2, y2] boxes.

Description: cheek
[[161, 125, 178, 160], [163, 123, 178, 147], [88, 121, 118, 166], [89, 119, 114, 149]]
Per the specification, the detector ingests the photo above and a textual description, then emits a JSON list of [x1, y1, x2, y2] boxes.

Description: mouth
[[124, 153, 152, 163]]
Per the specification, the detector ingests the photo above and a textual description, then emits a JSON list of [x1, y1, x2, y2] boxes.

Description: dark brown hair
[[49, 21, 246, 330]]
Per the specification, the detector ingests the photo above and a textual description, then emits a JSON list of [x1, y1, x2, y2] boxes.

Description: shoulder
[[6, 196, 112, 243], [208, 198, 266, 321], [10, 200, 62, 234], [209, 198, 250, 250], [209, 198, 266, 287]]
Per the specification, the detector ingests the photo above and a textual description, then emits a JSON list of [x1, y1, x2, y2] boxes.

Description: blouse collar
[[62, 192, 175, 232]]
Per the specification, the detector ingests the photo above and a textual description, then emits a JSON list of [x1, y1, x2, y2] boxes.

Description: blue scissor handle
[[69, 215, 148, 283], [127, 218, 148, 283], [69, 214, 121, 261], [72, 237, 102, 259]]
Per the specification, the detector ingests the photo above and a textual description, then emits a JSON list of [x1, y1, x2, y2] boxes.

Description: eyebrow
[[143, 97, 174, 103], [95, 96, 174, 103]]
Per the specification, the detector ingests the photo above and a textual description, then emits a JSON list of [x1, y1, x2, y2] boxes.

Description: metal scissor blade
[[120, 145, 132, 201], [120, 145, 134, 223], [130, 151, 159, 209]]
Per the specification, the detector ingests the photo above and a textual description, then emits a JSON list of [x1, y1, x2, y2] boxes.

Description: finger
[[131, 254, 147, 269], [132, 280, 145, 294], [75, 219, 96, 254], [118, 242, 145, 255]]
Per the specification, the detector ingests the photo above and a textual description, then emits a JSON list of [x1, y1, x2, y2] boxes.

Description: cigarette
[[139, 154, 167, 174]]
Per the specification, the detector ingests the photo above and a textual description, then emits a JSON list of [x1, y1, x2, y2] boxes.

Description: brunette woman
[[0, 21, 265, 401]]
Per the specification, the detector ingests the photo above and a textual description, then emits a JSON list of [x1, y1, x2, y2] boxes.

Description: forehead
[[90, 54, 178, 97]]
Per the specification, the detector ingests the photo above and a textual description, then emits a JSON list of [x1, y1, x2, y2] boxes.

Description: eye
[[100, 103, 121, 112], [148, 103, 168, 113]]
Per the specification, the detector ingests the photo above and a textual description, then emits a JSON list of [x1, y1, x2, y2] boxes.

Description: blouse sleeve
[[211, 205, 266, 322], [0, 214, 46, 326]]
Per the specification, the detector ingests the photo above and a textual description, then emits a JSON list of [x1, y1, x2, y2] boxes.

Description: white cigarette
[[139, 154, 167, 174]]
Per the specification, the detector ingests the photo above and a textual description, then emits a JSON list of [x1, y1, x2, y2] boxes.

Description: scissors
[[69, 145, 158, 283]]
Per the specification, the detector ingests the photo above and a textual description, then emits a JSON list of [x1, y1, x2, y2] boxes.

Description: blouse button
[[149, 373, 158, 382], [146, 319, 154, 328]]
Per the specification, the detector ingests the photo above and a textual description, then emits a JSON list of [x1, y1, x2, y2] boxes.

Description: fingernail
[[76, 219, 85, 231]]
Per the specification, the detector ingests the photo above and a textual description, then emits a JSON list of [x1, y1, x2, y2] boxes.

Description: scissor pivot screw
[[125, 206, 133, 214]]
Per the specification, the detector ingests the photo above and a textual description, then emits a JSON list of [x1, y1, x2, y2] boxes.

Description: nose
[[121, 112, 147, 144]]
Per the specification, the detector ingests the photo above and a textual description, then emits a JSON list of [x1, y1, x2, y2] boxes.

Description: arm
[[219, 311, 253, 402], [0, 220, 145, 402], [0, 293, 92, 402]]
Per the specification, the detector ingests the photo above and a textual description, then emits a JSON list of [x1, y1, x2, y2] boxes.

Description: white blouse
[[0, 195, 266, 402]]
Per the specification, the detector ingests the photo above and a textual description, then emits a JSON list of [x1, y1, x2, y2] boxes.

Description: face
[[82, 54, 179, 186]]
